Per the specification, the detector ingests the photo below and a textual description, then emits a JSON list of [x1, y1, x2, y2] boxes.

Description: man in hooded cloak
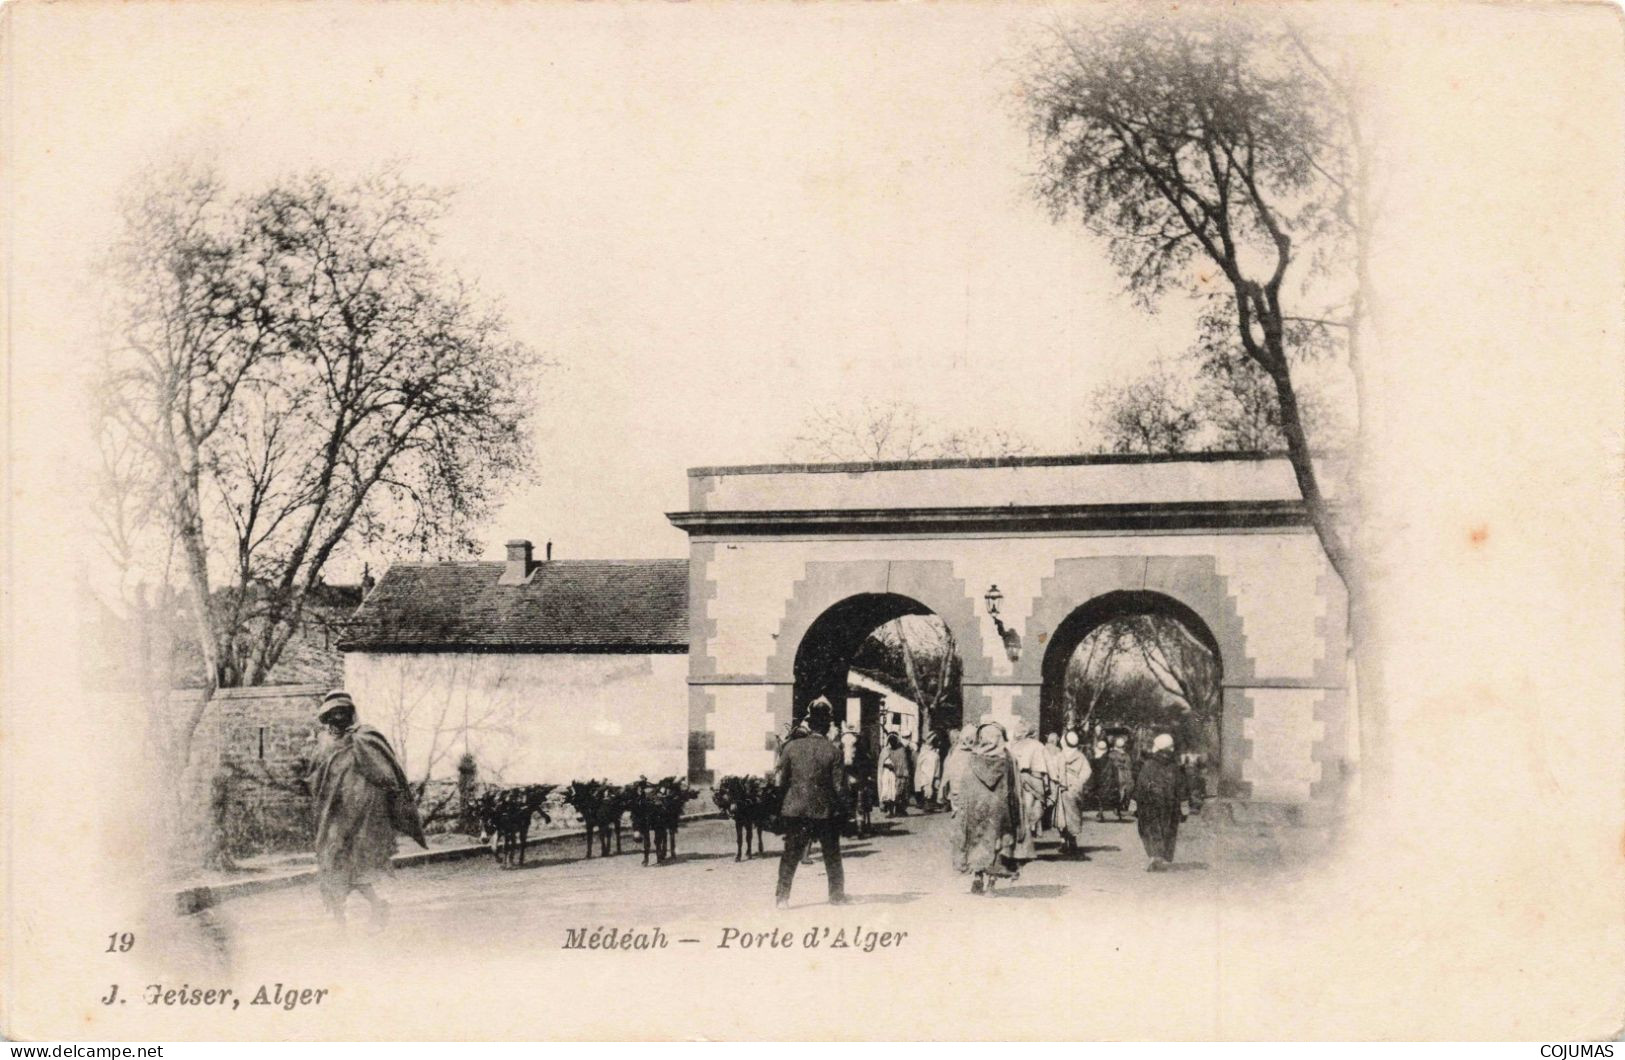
[[949, 722, 1023, 895], [306, 690, 426, 927]]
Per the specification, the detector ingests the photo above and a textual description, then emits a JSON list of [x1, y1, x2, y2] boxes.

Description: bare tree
[[792, 399, 935, 461], [863, 615, 960, 740], [1089, 333, 1345, 454], [96, 165, 537, 782], [934, 426, 1036, 461], [1062, 620, 1133, 731], [792, 399, 1034, 462], [1021, 15, 1385, 778], [370, 653, 535, 788], [1088, 360, 1203, 454]]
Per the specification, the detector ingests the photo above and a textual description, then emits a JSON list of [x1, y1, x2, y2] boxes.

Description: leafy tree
[[1123, 613, 1220, 719], [1021, 16, 1384, 777], [1023, 16, 1355, 570], [1060, 617, 1131, 729], [1062, 615, 1221, 757]]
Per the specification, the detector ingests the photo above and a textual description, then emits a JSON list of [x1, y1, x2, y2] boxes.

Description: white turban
[[1152, 733, 1175, 752]]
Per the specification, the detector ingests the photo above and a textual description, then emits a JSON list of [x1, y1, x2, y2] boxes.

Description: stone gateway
[[670, 452, 1353, 809]]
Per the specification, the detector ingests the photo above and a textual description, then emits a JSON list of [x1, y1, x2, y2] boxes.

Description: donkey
[[560, 779, 625, 858]]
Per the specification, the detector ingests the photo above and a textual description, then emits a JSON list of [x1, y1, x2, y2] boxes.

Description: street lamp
[[984, 584, 1021, 663]]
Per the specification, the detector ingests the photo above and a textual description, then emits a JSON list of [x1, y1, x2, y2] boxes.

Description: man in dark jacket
[[775, 698, 849, 907]]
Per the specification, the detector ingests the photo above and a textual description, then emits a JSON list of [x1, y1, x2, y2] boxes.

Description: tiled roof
[[340, 559, 689, 652]]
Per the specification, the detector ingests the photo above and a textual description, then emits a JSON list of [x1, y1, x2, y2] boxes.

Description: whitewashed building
[[340, 542, 688, 784]]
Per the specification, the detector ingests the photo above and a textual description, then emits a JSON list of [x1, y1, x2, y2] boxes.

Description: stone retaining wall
[[177, 684, 324, 858]]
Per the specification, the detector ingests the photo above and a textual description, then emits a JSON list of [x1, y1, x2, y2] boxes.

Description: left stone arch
[[764, 559, 994, 737]]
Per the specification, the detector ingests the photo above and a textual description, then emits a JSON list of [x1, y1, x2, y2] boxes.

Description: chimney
[[500, 539, 534, 586], [546, 541, 553, 562]]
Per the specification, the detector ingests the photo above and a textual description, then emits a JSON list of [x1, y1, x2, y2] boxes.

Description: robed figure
[[307, 690, 426, 926], [1133, 733, 1191, 871], [1095, 736, 1135, 822], [1053, 731, 1092, 856], [938, 724, 976, 815], [1007, 719, 1048, 859], [880, 732, 912, 817], [950, 722, 1023, 895], [914, 734, 943, 811]]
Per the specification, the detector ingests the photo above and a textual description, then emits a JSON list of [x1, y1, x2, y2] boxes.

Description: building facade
[[340, 544, 689, 785], [333, 453, 1354, 809], [671, 453, 1354, 805]]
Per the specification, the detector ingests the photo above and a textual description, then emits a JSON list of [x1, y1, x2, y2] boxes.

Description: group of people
[[942, 718, 1204, 894], [868, 729, 949, 818], [300, 686, 1210, 919], [771, 697, 1207, 904]]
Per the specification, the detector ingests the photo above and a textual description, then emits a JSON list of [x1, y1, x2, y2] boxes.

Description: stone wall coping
[[171, 684, 328, 701]]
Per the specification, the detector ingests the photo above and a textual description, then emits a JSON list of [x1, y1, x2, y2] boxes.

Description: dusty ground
[[166, 804, 1329, 970]]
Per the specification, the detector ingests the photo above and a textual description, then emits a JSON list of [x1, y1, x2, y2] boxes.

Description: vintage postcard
[[0, 0, 1621, 1043]]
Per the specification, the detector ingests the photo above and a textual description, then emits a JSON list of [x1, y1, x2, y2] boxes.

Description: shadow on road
[[989, 884, 1068, 900], [1034, 849, 1118, 863], [843, 891, 925, 905], [1165, 862, 1210, 872], [651, 852, 733, 866]]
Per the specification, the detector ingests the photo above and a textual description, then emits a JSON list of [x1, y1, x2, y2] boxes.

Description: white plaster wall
[[705, 684, 779, 780], [697, 531, 1336, 683], [1238, 687, 1328, 802], [1216, 537, 1336, 682], [344, 651, 687, 784]]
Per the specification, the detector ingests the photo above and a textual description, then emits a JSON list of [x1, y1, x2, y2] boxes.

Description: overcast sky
[[20, 4, 1211, 566]]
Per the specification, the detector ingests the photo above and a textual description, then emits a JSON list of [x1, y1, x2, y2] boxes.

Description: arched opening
[[793, 593, 964, 761], [1039, 590, 1223, 794]]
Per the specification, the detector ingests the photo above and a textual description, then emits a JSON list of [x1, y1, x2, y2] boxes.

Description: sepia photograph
[[0, 0, 1621, 1044]]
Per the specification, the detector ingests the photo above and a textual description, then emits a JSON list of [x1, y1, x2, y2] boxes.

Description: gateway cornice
[[666, 500, 1317, 537]]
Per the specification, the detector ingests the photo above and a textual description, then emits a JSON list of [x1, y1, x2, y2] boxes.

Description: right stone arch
[[1011, 555, 1256, 795]]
